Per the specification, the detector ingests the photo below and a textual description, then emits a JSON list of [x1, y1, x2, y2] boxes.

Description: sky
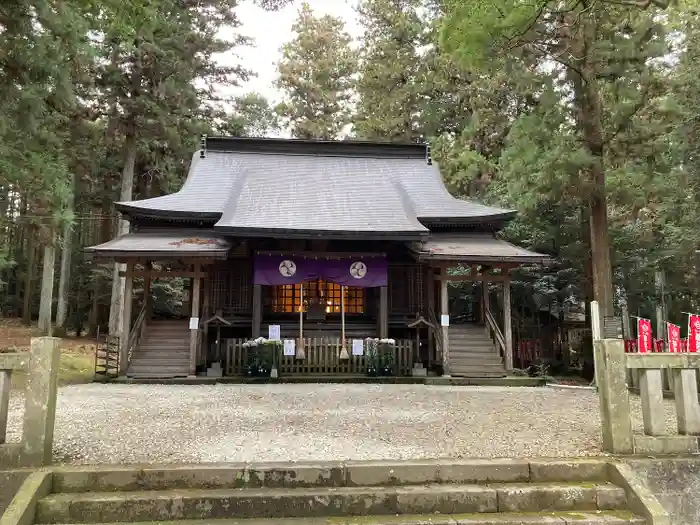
[[219, 0, 361, 104]]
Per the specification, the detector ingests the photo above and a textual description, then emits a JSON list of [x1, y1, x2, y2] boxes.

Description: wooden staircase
[[127, 319, 191, 379], [449, 323, 507, 377]]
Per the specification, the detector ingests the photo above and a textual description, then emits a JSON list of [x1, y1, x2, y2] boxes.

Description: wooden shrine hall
[[87, 136, 549, 379]]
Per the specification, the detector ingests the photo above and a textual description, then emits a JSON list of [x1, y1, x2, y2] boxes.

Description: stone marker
[[20, 337, 60, 467]]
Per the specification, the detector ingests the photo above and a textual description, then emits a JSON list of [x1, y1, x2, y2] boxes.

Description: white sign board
[[440, 315, 450, 327], [189, 317, 199, 330], [352, 339, 364, 356], [268, 325, 281, 341], [283, 339, 296, 356]]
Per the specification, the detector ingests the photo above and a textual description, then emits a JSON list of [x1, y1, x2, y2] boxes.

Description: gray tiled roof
[[117, 138, 515, 238], [85, 232, 231, 258], [413, 233, 551, 263]]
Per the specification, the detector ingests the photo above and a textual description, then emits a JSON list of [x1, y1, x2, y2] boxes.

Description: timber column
[[440, 272, 450, 377], [118, 261, 134, 376], [189, 263, 202, 377], [503, 272, 513, 372]]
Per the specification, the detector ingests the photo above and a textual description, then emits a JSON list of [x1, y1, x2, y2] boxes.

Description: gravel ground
[[4, 384, 680, 464]]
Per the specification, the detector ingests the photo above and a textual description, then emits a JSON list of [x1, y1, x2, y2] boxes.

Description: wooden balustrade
[[224, 338, 414, 376]]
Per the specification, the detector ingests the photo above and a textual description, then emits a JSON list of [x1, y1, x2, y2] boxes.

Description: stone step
[[50, 459, 611, 493], [36, 482, 626, 523], [57, 511, 646, 525]]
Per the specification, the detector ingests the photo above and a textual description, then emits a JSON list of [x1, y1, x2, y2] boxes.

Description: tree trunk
[[37, 234, 56, 335], [55, 174, 76, 334], [108, 134, 137, 336], [569, 7, 615, 317], [22, 228, 35, 325]]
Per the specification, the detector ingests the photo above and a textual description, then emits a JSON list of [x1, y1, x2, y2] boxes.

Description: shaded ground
[[0, 318, 95, 387]]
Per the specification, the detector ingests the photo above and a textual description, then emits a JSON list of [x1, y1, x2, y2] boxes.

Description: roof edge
[[204, 136, 428, 159], [214, 225, 428, 241]]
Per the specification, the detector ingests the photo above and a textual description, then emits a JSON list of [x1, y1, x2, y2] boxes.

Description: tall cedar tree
[[441, 0, 673, 318], [275, 2, 357, 140], [355, 0, 427, 142]]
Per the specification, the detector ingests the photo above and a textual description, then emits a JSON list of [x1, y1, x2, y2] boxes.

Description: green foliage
[[355, 0, 428, 141], [275, 2, 358, 139]]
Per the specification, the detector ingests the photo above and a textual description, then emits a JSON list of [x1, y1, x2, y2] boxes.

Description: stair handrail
[[126, 301, 148, 368], [427, 305, 444, 365], [484, 302, 506, 357]]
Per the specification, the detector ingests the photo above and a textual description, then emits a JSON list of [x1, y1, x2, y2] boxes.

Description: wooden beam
[[189, 264, 201, 377], [434, 273, 507, 282], [119, 261, 134, 376], [503, 278, 513, 372], [119, 270, 207, 278]]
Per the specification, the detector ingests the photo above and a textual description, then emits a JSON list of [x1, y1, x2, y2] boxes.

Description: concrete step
[[55, 511, 646, 525], [449, 357, 504, 365], [50, 459, 612, 493], [36, 482, 626, 523]]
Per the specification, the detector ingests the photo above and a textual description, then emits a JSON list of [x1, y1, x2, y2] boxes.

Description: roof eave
[[419, 211, 518, 225], [115, 203, 221, 222], [214, 225, 428, 241], [415, 253, 553, 265], [85, 248, 230, 260]]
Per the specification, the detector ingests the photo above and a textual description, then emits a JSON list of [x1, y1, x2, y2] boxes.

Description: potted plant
[[241, 337, 281, 377], [365, 338, 379, 377], [378, 338, 396, 376]]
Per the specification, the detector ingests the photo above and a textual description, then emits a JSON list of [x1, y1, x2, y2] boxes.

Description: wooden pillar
[[379, 286, 388, 338], [119, 261, 134, 376], [252, 284, 262, 337], [426, 265, 435, 362], [482, 281, 490, 334], [189, 264, 201, 377], [201, 274, 211, 365], [440, 275, 450, 376], [503, 275, 513, 372]]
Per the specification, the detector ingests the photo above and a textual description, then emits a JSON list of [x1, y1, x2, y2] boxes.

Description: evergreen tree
[[355, 0, 428, 142], [275, 2, 358, 140]]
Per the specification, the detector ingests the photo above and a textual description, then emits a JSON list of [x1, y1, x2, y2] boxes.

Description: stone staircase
[[449, 323, 507, 378], [32, 459, 645, 524], [126, 319, 190, 379]]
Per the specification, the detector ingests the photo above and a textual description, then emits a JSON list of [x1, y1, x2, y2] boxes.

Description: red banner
[[637, 318, 653, 353], [688, 315, 700, 353], [667, 323, 681, 353]]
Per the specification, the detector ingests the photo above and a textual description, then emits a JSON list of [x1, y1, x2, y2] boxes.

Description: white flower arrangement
[[378, 338, 396, 345], [242, 337, 268, 348]]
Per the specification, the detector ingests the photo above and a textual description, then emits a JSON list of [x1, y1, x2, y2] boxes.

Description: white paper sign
[[440, 315, 450, 327], [283, 339, 296, 356], [352, 339, 364, 356], [268, 325, 281, 341], [189, 317, 199, 330]]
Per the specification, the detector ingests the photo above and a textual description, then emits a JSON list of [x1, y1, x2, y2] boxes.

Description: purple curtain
[[253, 254, 387, 287], [253, 255, 320, 285]]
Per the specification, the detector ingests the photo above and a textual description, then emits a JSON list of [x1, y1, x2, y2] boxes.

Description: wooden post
[[252, 284, 262, 337], [503, 276, 513, 372], [189, 264, 201, 377], [379, 285, 388, 338], [119, 261, 134, 376], [483, 281, 490, 336], [440, 276, 450, 376], [426, 266, 435, 362]]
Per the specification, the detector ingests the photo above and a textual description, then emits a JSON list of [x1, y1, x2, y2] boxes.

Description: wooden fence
[[224, 339, 414, 376]]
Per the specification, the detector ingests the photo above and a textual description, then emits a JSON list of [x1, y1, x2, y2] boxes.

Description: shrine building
[[87, 136, 548, 379]]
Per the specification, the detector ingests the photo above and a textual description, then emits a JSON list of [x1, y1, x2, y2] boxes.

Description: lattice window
[[389, 264, 423, 315], [271, 280, 364, 314], [209, 259, 252, 314]]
